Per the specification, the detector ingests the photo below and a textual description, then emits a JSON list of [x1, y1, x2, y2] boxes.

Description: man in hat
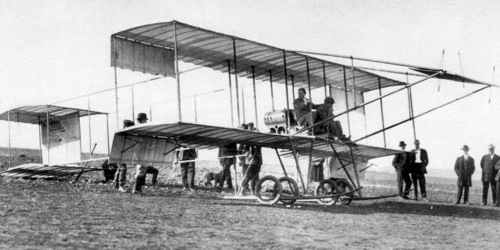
[[411, 139, 429, 201], [479, 144, 500, 205], [392, 141, 414, 199], [293, 88, 320, 128], [454, 145, 475, 205], [315, 96, 349, 141]]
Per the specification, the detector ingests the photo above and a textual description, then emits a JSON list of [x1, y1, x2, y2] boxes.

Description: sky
[[1, 0, 500, 179]]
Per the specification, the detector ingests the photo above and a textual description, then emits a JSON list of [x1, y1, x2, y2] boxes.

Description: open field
[[1, 163, 500, 249]]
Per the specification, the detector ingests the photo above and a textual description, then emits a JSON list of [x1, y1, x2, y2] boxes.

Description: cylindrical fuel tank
[[264, 110, 289, 126]]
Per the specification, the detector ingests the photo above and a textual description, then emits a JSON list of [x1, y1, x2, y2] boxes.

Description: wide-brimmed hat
[[488, 144, 495, 149], [461, 145, 470, 151], [137, 113, 148, 121], [399, 141, 406, 147]]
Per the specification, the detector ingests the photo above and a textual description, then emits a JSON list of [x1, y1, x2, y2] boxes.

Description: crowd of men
[[392, 140, 500, 206]]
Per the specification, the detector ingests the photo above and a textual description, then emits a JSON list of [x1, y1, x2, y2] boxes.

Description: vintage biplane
[[105, 20, 497, 205], [1, 20, 496, 206]]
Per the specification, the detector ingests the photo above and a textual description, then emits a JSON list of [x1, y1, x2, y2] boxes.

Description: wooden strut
[[74, 143, 98, 182], [348, 145, 362, 197], [307, 139, 314, 189], [328, 142, 361, 197], [274, 148, 288, 177], [288, 138, 307, 192], [354, 85, 490, 142], [279, 187, 362, 200]]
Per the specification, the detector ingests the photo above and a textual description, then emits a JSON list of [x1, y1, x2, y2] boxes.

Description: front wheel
[[255, 175, 282, 205]]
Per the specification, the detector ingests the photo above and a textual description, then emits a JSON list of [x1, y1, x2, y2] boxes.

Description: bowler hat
[[488, 144, 495, 149], [461, 145, 470, 151], [137, 113, 148, 121], [399, 141, 406, 147], [324, 97, 335, 104]]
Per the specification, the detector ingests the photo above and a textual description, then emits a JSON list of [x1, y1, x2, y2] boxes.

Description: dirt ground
[[1, 171, 500, 250]]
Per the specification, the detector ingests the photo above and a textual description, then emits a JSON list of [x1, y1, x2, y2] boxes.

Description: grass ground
[[1, 161, 499, 249]]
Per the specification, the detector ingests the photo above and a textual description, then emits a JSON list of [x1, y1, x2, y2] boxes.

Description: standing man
[[480, 144, 500, 206], [132, 113, 160, 194], [218, 143, 237, 190], [293, 88, 320, 128], [411, 139, 429, 201], [454, 145, 475, 205], [392, 141, 414, 199], [239, 144, 263, 195], [175, 148, 198, 191]]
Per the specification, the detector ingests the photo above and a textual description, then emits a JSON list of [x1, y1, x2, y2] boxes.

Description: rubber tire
[[255, 175, 282, 205], [334, 178, 355, 205], [278, 176, 299, 205], [315, 179, 340, 206]]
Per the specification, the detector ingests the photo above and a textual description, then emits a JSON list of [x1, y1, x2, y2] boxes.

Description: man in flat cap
[[392, 141, 414, 199], [454, 145, 475, 205], [480, 144, 500, 205], [411, 139, 429, 201], [315, 96, 349, 141]]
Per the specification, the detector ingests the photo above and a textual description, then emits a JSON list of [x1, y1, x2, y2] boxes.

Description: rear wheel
[[255, 175, 282, 205], [334, 178, 355, 205], [315, 179, 341, 205], [278, 176, 299, 205]]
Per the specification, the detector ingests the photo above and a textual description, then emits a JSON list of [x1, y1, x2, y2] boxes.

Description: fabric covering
[[111, 21, 407, 93]]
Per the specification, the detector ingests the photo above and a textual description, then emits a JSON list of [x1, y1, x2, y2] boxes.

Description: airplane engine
[[263, 109, 297, 134]]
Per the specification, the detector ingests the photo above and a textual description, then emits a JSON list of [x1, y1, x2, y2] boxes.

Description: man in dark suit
[[218, 143, 237, 190], [454, 145, 475, 205], [392, 141, 414, 199], [411, 139, 429, 201], [480, 144, 500, 206]]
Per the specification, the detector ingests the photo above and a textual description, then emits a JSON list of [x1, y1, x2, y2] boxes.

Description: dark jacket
[[455, 156, 475, 187], [480, 154, 500, 182], [218, 143, 237, 166], [316, 104, 333, 121], [392, 152, 414, 172], [245, 146, 262, 167], [411, 148, 429, 174]]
